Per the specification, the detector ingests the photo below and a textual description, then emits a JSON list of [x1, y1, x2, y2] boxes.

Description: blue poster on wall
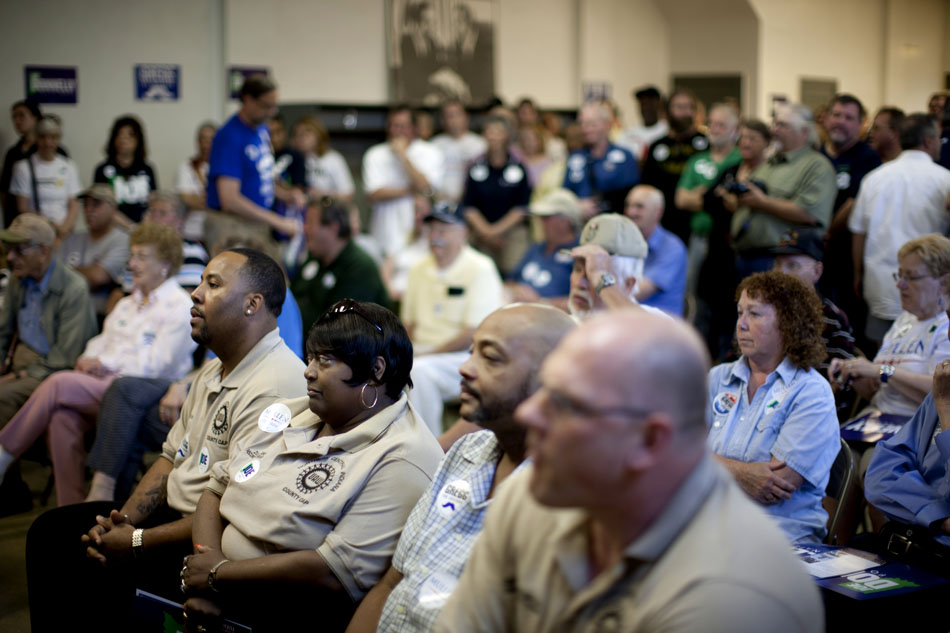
[[25, 66, 78, 104], [228, 66, 270, 99], [135, 64, 180, 102]]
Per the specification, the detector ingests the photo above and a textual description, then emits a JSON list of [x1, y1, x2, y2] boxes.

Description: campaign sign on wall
[[135, 64, 180, 102], [228, 66, 269, 99], [25, 66, 78, 104]]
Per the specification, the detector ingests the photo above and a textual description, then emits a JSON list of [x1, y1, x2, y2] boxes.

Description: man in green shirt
[[675, 103, 742, 234], [730, 102, 836, 278], [290, 200, 391, 338]]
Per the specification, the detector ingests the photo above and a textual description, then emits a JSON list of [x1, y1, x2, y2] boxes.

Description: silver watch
[[595, 272, 616, 295]]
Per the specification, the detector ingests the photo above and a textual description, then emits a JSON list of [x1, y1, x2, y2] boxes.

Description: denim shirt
[[706, 356, 839, 543]]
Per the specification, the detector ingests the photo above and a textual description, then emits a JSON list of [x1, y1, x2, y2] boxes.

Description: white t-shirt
[[431, 132, 486, 201], [362, 139, 444, 257], [872, 309, 950, 417], [617, 120, 669, 162], [304, 149, 354, 197], [175, 159, 208, 196], [10, 154, 81, 224], [848, 150, 950, 320]]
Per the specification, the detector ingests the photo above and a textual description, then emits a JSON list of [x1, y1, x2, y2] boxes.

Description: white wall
[[580, 0, 670, 128], [883, 0, 945, 112], [0, 0, 221, 193], [749, 0, 886, 118]]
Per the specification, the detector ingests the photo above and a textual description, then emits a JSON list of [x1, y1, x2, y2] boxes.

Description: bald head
[[624, 185, 665, 237], [564, 310, 709, 436], [488, 303, 576, 374]]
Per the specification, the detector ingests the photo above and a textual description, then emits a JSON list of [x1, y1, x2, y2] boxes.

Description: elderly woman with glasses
[[830, 234, 950, 418], [181, 300, 443, 632], [707, 271, 839, 544]]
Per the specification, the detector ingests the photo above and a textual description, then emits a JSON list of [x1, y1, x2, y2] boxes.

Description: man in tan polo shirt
[[25, 248, 306, 632], [435, 310, 823, 633]]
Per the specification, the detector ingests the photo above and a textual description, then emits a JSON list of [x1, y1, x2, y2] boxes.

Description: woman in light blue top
[[706, 271, 839, 543]]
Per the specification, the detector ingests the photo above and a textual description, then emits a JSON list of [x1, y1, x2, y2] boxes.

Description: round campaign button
[[301, 260, 319, 281], [652, 144, 670, 162], [234, 459, 261, 484], [503, 165, 524, 184], [197, 446, 211, 474], [258, 403, 292, 433], [436, 479, 472, 517], [470, 164, 489, 182]]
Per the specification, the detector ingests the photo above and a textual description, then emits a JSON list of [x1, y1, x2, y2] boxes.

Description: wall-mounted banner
[[227, 66, 269, 99], [135, 64, 180, 102], [25, 66, 78, 104]]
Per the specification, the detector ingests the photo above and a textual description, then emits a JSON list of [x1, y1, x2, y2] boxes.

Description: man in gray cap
[[506, 188, 581, 311], [58, 184, 130, 316], [568, 212, 666, 319], [0, 213, 96, 510]]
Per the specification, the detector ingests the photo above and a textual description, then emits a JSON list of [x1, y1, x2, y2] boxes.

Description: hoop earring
[[360, 383, 379, 409]]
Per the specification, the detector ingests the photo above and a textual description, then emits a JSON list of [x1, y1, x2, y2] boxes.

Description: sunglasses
[[327, 299, 382, 334]]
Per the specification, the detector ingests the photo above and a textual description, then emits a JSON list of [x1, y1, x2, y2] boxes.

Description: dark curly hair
[[736, 271, 825, 370]]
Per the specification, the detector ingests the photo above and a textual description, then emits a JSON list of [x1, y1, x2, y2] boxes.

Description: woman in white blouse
[[0, 223, 196, 505], [10, 116, 80, 239], [291, 116, 355, 202], [831, 234, 950, 417]]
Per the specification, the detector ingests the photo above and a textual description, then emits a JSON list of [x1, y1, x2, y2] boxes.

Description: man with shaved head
[[347, 304, 575, 633], [435, 311, 822, 633]]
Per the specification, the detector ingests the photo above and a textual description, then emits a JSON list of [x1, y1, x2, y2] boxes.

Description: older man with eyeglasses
[[0, 213, 96, 512]]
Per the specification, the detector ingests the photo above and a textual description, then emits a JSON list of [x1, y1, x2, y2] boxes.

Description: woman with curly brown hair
[[706, 270, 839, 544]]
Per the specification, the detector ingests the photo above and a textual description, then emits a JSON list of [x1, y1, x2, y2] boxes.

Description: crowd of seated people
[[3, 77, 950, 632]]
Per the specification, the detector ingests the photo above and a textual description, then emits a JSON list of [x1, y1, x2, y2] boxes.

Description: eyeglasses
[[326, 299, 383, 334], [892, 271, 933, 283], [3, 242, 41, 257], [543, 388, 653, 421]]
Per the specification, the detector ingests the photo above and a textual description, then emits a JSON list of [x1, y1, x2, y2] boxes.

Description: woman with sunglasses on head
[[830, 234, 950, 418], [181, 300, 443, 633]]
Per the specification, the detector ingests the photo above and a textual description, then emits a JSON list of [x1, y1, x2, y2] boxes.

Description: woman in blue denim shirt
[[707, 271, 840, 543]]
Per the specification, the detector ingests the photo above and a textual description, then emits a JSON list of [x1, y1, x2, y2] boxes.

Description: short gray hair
[[777, 103, 819, 146], [610, 254, 644, 299]]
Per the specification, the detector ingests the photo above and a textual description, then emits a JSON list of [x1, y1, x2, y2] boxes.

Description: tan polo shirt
[[207, 393, 444, 602], [161, 328, 306, 514], [434, 455, 823, 633]]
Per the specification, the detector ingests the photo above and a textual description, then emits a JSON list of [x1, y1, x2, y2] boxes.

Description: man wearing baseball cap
[[771, 228, 855, 369], [59, 184, 130, 316], [0, 213, 96, 511], [506, 188, 581, 311], [568, 212, 668, 320]]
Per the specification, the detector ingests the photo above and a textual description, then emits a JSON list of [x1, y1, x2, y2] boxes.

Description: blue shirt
[[641, 225, 687, 315], [563, 143, 639, 212], [207, 113, 274, 210], [509, 239, 577, 298], [380, 430, 502, 633], [18, 258, 55, 355], [865, 393, 950, 546], [706, 356, 839, 544]]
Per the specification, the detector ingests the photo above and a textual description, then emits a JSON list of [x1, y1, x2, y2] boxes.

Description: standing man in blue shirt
[[623, 184, 687, 316], [563, 102, 638, 220], [346, 303, 575, 633], [206, 74, 298, 246]]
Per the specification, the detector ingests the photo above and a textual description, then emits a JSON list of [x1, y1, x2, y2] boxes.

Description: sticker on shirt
[[567, 154, 587, 171], [436, 479, 472, 517], [301, 260, 319, 281], [568, 169, 584, 183], [103, 165, 117, 178], [197, 446, 211, 474], [258, 402, 292, 433], [503, 165, 524, 184], [418, 571, 459, 610], [470, 164, 489, 182], [211, 403, 229, 436], [764, 395, 786, 415], [176, 437, 190, 459], [692, 136, 709, 151], [713, 392, 738, 416], [836, 171, 851, 191], [322, 271, 336, 289], [607, 149, 627, 164], [234, 459, 261, 483], [652, 144, 670, 162]]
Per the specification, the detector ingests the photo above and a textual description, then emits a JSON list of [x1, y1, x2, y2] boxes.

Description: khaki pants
[[0, 344, 44, 427]]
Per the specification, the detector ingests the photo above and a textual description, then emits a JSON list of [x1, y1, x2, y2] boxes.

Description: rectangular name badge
[[447, 287, 465, 296]]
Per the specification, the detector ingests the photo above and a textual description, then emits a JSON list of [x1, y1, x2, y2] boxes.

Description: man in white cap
[[0, 213, 96, 511], [506, 188, 581, 311]]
